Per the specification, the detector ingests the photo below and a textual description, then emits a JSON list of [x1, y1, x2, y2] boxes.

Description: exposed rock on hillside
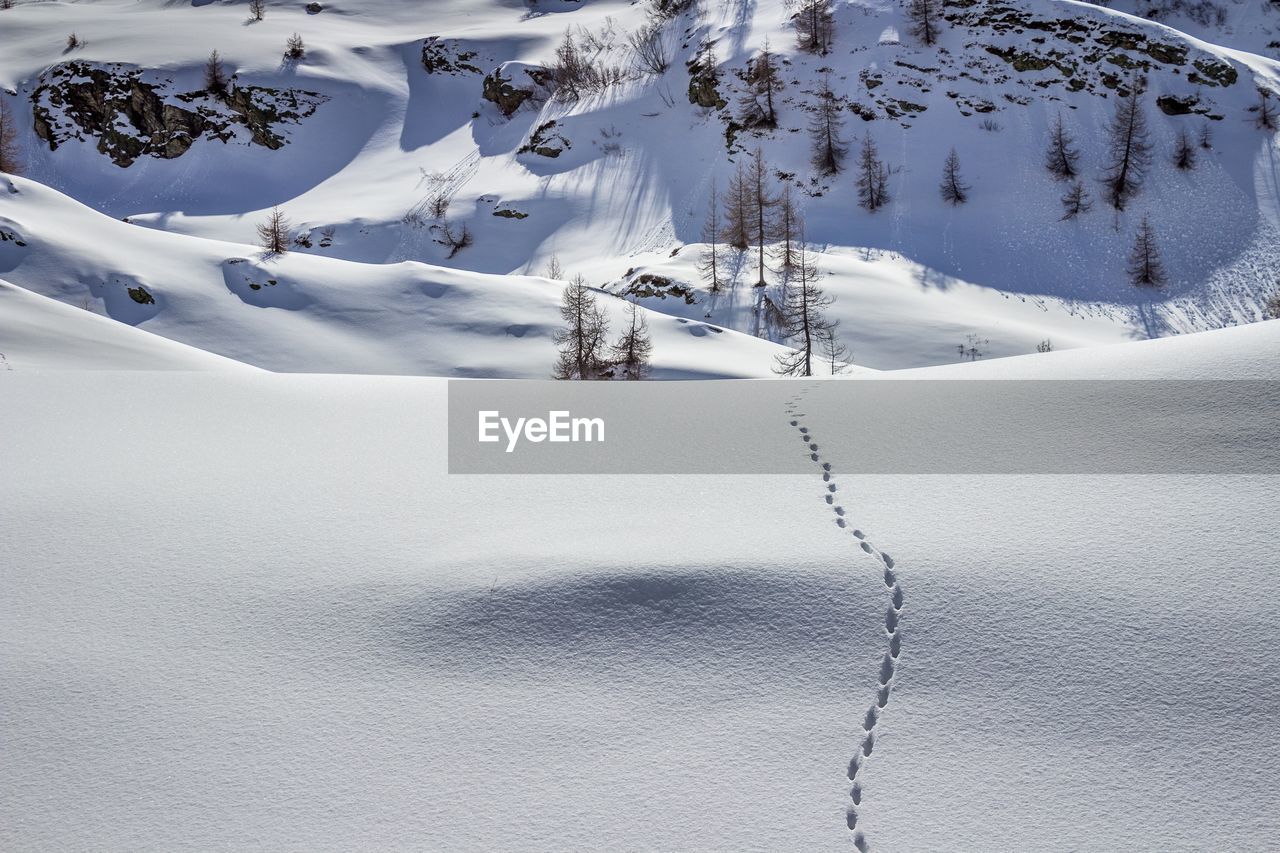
[[31, 62, 326, 167]]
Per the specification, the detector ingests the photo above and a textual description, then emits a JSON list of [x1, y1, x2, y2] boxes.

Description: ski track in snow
[[785, 384, 903, 851]]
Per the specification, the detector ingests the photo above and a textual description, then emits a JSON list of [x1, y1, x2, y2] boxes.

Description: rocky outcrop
[[32, 62, 326, 167], [517, 120, 570, 158], [481, 63, 549, 117], [421, 37, 482, 75]]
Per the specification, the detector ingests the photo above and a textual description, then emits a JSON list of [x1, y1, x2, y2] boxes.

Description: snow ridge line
[[784, 385, 903, 852]]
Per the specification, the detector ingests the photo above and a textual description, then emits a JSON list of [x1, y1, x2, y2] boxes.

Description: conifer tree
[[1254, 88, 1277, 131], [1127, 215, 1168, 287], [818, 322, 850, 374], [553, 275, 610, 379], [772, 184, 802, 275], [906, 0, 943, 46], [774, 227, 834, 377], [1059, 180, 1092, 220], [1102, 84, 1153, 211], [612, 299, 653, 379], [738, 40, 780, 128], [697, 180, 729, 292], [1198, 122, 1213, 149], [856, 134, 890, 212], [746, 148, 777, 286], [256, 206, 291, 254], [204, 50, 228, 96], [939, 147, 969, 205], [0, 99, 22, 176], [809, 74, 847, 176], [1044, 112, 1080, 181], [794, 0, 834, 55], [1173, 128, 1196, 170], [722, 160, 753, 250]]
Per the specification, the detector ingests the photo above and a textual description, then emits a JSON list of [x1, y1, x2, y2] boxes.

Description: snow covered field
[[3, 322, 1278, 850], [3, 0, 1280, 849]]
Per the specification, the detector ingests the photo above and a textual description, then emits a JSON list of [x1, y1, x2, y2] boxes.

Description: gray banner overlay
[[447, 380, 1280, 475]]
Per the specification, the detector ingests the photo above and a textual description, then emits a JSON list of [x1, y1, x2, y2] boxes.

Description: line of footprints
[[785, 388, 903, 852]]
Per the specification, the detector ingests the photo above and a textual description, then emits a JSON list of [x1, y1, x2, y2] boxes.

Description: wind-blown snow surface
[[1, 0, 1278, 372], [3, 322, 1278, 850], [0, 278, 255, 370]]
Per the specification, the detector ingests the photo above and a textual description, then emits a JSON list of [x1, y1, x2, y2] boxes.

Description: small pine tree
[[809, 74, 848, 176], [0, 99, 22, 176], [1198, 122, 1214, 149], [544, 255, 564, 280], [856, 134, 890, 212], [746, 148, 778, 286], [204, 50, 228, 96], [1173, 128, 1196, 170], [697, 180, 729, 293], [794, 0, 834, 55], [1253, 88, 1277, 131], [286, 33, 305, 60], [1102, 83, 1153, 211], [939, 147, 969, 205], [1266, 289, 1280, 320], [1037, 339, 1053, 353], [906, 0, 943, 47], [248, 0, 266, 21], [66, 33, 81, 51], [738, 40, 780, 128], [819, 322, 850, 374], [1127, 215, 1168, 287], [1059, 180, 1092, 220], [1044, 112, 1080, 181], [612, 299, 653, 379], [553, 275, 610, 380], [257, 206, 292, 254], [772, 184, 802, 275], [722, 160, 753, 250], [774, 228, 834, 377]]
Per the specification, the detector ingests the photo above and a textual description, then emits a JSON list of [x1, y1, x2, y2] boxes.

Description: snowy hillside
[[0, 277, 255, 370], [0, 176, 789, 377], [2, 0, 1279, 373]]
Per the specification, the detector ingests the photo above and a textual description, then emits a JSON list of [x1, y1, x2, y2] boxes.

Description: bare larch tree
[[1044, 112, 1080, 181], [553, 276, 610, 379], [794, 0, 834, 55], [809, 74, 847, 176], [774, 227, 834, 377], [1127, 215, 1168, 287], [856, 134, 890, 212], [1059, 180, 1093, 220], [697, 180, 729, 292], [907, 0, 943, 46], [1101, 84, 1153, 211], [0, 98, 22, 175], [612, 299, 653, 380], [939, 147, 969, 205], [257, 206, 292, 254]]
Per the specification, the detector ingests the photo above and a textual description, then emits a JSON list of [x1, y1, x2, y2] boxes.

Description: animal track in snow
[[784, 385, 904, 849]]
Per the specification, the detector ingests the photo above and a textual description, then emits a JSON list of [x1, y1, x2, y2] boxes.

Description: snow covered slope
[[0, 176, 790, 377], [0, 278, 255, 370], [2, 322, 1276, 851], [2, 0, 1278, 372]]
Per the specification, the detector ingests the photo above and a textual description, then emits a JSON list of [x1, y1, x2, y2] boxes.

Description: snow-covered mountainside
[[1, 0, 1278, 374]]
